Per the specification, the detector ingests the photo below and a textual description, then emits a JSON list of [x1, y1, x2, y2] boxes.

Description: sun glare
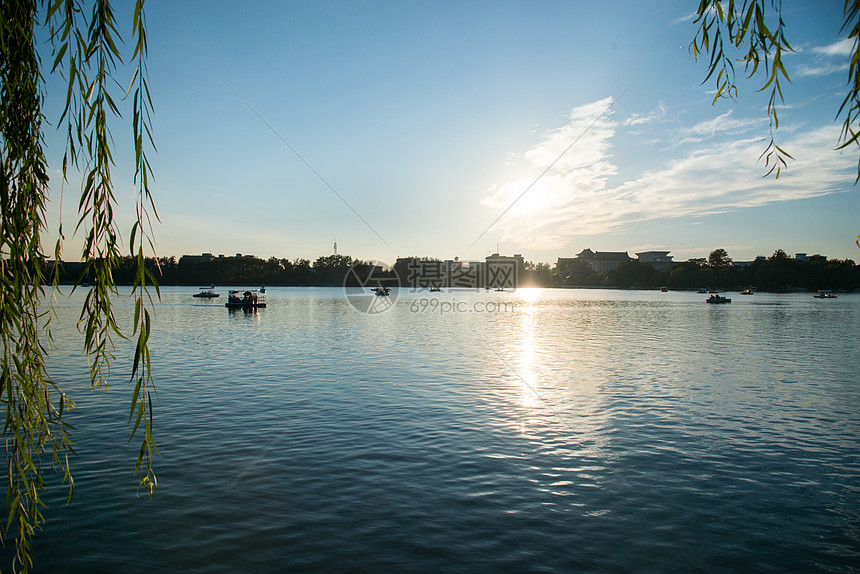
[[517, 288, 544, 302]]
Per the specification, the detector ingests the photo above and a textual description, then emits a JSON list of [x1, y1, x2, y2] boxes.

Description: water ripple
[[7, 287, 859, 573]]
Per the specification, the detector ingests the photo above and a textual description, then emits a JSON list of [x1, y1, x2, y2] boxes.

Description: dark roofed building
[[559, 249, 632, 275], [573, 249, 631, 274]]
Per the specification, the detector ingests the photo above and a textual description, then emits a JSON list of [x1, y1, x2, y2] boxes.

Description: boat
[[429, 287, 442, 292], [494, 288, 505, 292], [706, 294, 731, 304], [225, 289, 267, 308], [696, 288, 708, 294], [813, 290, 837, 299], [740, 289, 754, 295], [660, 286, 668, 292], [193, 285, 220, 298], [371, 287, 391, 297]]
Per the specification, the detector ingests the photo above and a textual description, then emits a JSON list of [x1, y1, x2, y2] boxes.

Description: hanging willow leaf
[[690, 0, 794, 178], [2, 1, 159, 571], [691, 1, 860, 183]]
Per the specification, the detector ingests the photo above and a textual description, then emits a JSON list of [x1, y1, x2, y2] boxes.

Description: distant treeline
[[560, 249, 859, 292], [47, 249, 859, 291], [48, 254, 395, 287]]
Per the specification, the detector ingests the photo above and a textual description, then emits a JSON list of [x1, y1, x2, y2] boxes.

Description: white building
[[636, 251, 675, 270]]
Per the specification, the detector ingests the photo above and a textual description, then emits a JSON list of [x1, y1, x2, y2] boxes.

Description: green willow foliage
[[690, 0, 860, 180], [1, 1, 157, 572]]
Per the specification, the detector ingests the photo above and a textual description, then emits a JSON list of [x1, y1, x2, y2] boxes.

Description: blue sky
[[41, 1, 860, 265]]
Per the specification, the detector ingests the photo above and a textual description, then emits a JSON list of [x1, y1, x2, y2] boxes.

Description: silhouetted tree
[[708, 249, 732, 269]]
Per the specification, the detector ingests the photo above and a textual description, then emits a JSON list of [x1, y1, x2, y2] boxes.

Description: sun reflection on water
[[514, 288, 542, 413]]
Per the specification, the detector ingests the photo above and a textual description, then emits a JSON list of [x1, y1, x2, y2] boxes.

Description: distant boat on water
[[225, 289, 266, 308], [193, 285, 219, 298], [813, 290, 837, 299], [740, 289, 754, 295], [706, 294, 731, 304], [371, 287, 391, 297]]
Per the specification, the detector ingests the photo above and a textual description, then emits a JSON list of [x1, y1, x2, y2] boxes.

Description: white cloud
[[795, 38, 854, 78], [671, 10, 699, 26], [796, 63, 849, 78], [480, 98, 618, 247], [624, 102, 667, 127], [812, 38, 855, 58], [481, 98, 854, 251], [519, 97, 616, 172], [684, 110, 766, 138]]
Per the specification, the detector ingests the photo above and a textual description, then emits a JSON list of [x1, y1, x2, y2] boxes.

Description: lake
[[7, 286, 860, 572]]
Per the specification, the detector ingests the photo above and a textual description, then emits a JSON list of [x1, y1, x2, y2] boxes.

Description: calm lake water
[[7, 286, 860, 572]]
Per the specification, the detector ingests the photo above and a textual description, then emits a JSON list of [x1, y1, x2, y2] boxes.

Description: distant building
[[734, 255, 767, 268], [636, 250, 674, 270], [575, 248, 631, 274], [795, 253, 809, 262], [485, 252, 524, 269], [484, 253, 524, 288]]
